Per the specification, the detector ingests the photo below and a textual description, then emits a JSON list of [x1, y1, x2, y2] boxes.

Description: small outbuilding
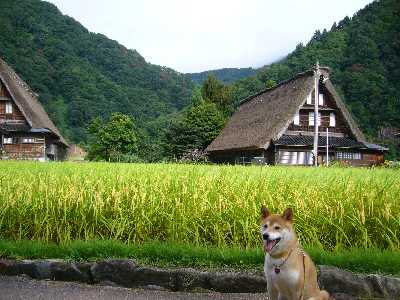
[[0, 58, 68, 161], [206, 67, 386, 166]]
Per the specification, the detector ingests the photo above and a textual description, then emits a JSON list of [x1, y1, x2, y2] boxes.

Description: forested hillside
[[230, 0, 400, 143], [0, 0, 193, 144], [1, 0, 399, 160], [188, 68, 257, 85]]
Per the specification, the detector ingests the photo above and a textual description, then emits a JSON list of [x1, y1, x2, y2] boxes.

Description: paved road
[[0, 275, 268, 300]]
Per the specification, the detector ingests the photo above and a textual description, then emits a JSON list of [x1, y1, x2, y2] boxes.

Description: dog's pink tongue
[[264, 240, 277, 253]]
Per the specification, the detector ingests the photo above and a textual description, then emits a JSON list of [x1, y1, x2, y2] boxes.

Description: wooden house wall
[[1, 132, 67, 161], [273, 145, 384, 167], [3, 143, 44, 160], [0, 84, 26, 123], [287, 90, 353, 137], [1, 132, 44, 160], [337, 152, 384, 167], [208, 149, 266, 164], [208, 146, 384, 167], [0, 82, 9, 98], [45, 135, 67, 161]]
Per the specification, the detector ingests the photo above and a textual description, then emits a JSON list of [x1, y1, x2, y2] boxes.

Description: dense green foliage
[[0, 162, 398, 251], [164, 101, 226, 159], [230, 0, 400, 147], [201, 75, 233, 114], [188, 67, 257, 84], [87, 113, 138, 161], [0, 0, 193, 146], [1, 239, 399, 275], [164, 75, 232, 159]]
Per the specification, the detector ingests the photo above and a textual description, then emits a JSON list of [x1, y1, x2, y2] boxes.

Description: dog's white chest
[[265, 256, 300, 287], [277, 269, 300, 285]]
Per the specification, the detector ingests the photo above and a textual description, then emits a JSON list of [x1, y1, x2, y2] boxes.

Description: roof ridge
[[239, 69, 314, 105]]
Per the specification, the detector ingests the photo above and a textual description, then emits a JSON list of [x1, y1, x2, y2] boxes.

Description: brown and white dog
[[260, 206, 330, 300]]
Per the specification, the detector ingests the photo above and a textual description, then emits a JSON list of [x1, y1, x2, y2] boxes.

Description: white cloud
[[45, 0, 372, 73]]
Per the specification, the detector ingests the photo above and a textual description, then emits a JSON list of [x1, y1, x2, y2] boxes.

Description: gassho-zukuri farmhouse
[[206, 67, 387, 166], [0, 57, 68, 161]]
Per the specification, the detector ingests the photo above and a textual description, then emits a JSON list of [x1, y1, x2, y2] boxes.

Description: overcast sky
[[45, 0, 372, 73]]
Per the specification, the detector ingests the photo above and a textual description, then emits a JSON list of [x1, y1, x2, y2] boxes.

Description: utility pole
[[326, 128, 329, 166], [313, 62, 320, 167]]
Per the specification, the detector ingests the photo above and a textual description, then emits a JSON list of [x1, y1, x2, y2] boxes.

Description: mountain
[[2, 0, 399, 160], [0, 0, 194, 143], [188, 68, 257, 85], [230, 0, 400, 149]]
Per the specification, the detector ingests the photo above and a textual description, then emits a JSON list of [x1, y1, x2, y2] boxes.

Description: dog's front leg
[[267, 283, 279, 300], [268, 289, 279, 300], [287, 291, 302, 300]]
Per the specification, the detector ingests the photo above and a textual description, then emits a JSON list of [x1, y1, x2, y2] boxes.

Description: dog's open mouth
[[264, 238, 281, 253]]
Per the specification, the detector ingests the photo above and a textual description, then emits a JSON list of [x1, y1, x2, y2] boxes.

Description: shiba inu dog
[[260, 206, 330, 300]]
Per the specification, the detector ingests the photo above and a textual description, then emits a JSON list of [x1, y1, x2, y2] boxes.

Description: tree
[[164, 102, 226, 159], [191, 85, 204, 107], [201, 74, 233, 114], [87, 113, 138, 161]]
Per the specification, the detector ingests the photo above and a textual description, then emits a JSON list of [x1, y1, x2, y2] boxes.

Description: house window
[[329, 112, 336, 127], [318, 94, 324, 106], [336, 152, 362, 160], [308, 112, 321, 126], [5, 102, 13, 114], [22, 137, 35, 143], [3, 137, 13, 144], [306, 92, 312, 105], [293, 112, 300, 125], [279, 151, 313, 165]]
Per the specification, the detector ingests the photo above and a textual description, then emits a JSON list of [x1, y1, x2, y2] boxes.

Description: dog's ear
[[261, 206, 270, 219], [282, 207, 294, 222]]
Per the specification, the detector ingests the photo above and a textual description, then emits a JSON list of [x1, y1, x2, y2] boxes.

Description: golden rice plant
[[0, 161, 398, 250]]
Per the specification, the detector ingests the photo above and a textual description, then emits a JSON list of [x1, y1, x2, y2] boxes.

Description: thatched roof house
[[0, 57, 68, 161], [206, 67, 386, 166]]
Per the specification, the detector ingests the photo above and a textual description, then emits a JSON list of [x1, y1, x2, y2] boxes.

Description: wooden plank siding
[[287, 91, 353, 137], [3, 143, 44, 160], [0, 82, 10, 98], [338, 153, 384, 167], [0, 85, 26, 123], [273, 146, 384, 167]]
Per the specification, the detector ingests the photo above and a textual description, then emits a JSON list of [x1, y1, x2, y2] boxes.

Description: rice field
[[0, 161, 398, 251]]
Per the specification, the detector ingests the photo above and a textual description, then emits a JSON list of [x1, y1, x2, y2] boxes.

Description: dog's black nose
[[262, 233, 269, 240]]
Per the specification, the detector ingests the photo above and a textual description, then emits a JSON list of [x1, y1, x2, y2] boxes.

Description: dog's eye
[[274, 226, 280, 230], [263, 224, 268, 229]]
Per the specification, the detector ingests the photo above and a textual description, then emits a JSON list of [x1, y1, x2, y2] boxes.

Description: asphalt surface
[[0, 275, 268, 300]]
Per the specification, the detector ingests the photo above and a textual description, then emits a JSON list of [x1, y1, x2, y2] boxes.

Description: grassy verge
[[0, 239, 399, 276]]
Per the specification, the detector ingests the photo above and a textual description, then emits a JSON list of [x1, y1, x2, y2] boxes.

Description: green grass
[[0, 161, 399, 251], [0, 239, 399, 275]]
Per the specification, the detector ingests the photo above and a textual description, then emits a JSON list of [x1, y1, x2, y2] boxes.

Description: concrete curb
[[0, 259, 399, 299]]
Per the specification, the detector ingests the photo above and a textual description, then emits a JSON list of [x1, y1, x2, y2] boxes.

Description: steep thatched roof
[[0, 58, 68, 146], [323, 80, 365, 141], [206, 69, 365, 152]]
